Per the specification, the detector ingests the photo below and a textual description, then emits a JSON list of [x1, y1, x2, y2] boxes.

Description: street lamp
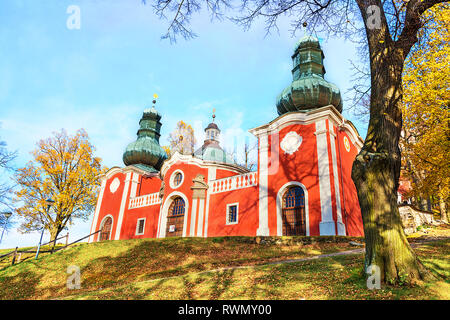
[[35, 198, 55, 259], [0, 211, 12, 245]]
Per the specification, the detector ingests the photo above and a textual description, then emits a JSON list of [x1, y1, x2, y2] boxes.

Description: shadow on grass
[[0, 270, 42, 300]]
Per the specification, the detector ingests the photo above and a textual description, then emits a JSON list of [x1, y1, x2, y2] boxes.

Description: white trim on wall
[[225, 202, 239, 225], [98, 214, 114, 241], [114, 172, 132, 240], [129, 172, 140, 198], [190, 198, 198, 237], [315, 120, 336, 236], [257, 134, 270, 236], [89, 179, 106, 243], [197, 199, 205, 236], [157, 191, 189, 238], [135, 218, 146, 236], [276, 182, 310, 236], [249, 105, 364, 150], [329, 125, 346, 235], [169, 169, 185, 189], [203, 166, 216, 238]]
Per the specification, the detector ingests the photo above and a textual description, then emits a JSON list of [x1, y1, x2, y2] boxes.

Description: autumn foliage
[[401, 5, 450, 221], [166, 120, 196, 156], [13, 129, 107, 242]]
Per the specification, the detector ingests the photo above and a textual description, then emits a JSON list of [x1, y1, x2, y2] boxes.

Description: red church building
[[88, 36, 365, 243]]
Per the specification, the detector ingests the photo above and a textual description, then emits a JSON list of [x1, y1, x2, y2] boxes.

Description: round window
[[170, 170, 184, 189]]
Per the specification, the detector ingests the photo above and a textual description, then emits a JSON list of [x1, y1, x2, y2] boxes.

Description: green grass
[[0, 234, 448, 300]]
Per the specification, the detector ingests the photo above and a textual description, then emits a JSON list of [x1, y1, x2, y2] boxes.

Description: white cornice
[[248, 105, 364, 149], [160, 151, 249, 177], [101, 165, 160, 181]]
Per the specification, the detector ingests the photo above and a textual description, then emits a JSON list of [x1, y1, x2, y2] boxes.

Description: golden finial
[[212, 108, 216, 122], [152, 93, 158, 105]]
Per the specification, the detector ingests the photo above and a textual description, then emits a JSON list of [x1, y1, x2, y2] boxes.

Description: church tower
[[250, 35, 364, 237], [193, 110, 234, 164], [122, 98, 168, 172]]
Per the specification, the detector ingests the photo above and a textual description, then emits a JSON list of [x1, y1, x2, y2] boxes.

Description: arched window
[[166, 197, 185, 237], [282, 186, 306, 236], [99, 216, 113, 241]]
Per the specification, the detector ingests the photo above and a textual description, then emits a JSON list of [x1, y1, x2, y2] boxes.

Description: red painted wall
[[266, 123, 322, 236], [207, 186, 259, 236], [335, 129, 364, 236], [94, 172, 127, 241]]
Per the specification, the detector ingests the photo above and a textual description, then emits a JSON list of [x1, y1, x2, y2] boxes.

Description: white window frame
[[226, 203, 239, 225], [169, 169, 185, 189], [135, 218, 146, 235]]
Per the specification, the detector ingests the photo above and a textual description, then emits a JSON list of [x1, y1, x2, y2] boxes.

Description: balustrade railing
[[211, 172, 258, 194]]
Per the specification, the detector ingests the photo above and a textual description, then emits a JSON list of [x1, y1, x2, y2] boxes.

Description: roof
[[205, 122, 220, 131]]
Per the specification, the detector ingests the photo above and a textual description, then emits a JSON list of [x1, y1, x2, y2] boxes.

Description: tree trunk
[[351, 24, 431, 284], [49, 226, 60, 251], [438, 189, 448, 223]]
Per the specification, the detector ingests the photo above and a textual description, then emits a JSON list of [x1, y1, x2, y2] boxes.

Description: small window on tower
[[136, 218, 145, 235], [226, 203, 239, 225], [174, 172, 183, 186]]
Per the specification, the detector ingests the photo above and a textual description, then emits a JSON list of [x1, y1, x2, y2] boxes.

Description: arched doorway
[[282, 186, 306, 236], [166, 197, 185, 237], [99, 216, 113, 241]]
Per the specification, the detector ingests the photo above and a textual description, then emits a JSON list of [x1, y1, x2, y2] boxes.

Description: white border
[[98, 214, 114, 241], [225, 202, 239, 225], [315, 120, 336, 236], [114, 172, 132, 240], [249, 105, 364, 151], [157, 191, 189, 238], [160, 152, 249, 177], [135, 218, 146, 235], [169, 169, 185, 189], [276, 182, 310, 236]]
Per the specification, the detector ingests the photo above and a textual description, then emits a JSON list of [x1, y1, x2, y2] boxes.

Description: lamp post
[[0, 211, 12, 245], [35, 198, 55, 260]]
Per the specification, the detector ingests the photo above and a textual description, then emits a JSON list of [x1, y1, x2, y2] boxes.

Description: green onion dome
[[276, 35, 343, 115], [123, 105, 168, 172]]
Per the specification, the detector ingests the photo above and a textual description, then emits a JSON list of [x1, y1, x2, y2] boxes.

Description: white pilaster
[[257, 134, 270, 236], [315, 120, 336, 235], [114, 172, 132, 240], [203, 167, 216, 237], [129, 172, 140, 198], [190, 198, 198, 237], [329, 126, 346, 235], [89, 178, 106, 242], [197, 199, 205, 237]]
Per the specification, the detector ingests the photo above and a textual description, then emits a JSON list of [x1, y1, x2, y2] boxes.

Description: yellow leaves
[[14, 128, 104, 236], [400, 4, 450, 202], [169, 120, 197, 155]]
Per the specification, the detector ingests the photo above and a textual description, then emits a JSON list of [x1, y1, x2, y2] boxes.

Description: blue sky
[[0, 0, 368, 249]]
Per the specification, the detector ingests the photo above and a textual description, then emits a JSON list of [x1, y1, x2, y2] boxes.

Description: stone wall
[[399, 205, 435, 235]]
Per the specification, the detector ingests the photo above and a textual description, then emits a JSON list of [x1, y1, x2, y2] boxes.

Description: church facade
[[88, 36, 365, 243]]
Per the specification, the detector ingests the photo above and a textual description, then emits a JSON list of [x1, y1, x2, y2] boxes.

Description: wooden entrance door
[[166, 197, 185, 237], [282, 186, 306, 236], [99, 216, 112, 241]]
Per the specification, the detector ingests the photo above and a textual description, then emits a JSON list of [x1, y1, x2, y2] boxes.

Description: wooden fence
[[0, 229, 102, 267]]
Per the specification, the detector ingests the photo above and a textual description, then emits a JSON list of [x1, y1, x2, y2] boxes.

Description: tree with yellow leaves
[[401, 5, 449, 223], [167, 120, 196, 156], [13, 129, 107, 243]]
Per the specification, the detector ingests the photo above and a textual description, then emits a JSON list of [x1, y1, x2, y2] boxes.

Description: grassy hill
[[0, 227, 449, 300]]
